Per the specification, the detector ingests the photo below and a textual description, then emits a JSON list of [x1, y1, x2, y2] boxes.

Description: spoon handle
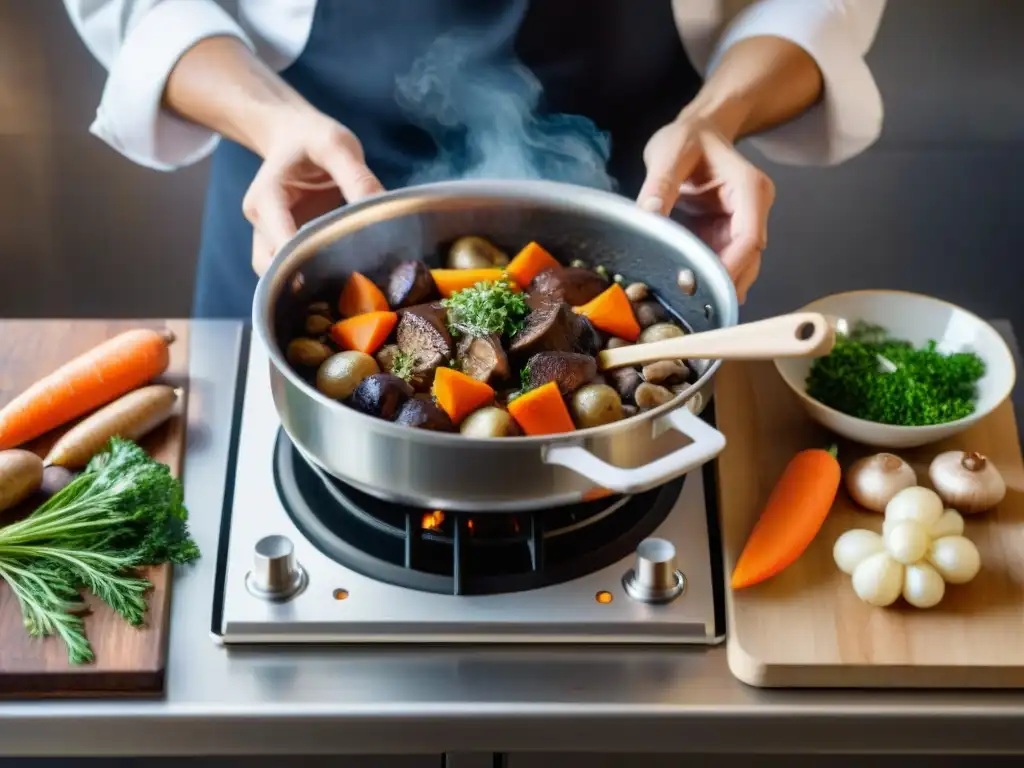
[[597, 312, 836, 370]]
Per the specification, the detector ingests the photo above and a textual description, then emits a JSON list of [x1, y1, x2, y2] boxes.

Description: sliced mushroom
[[387, 260, 438, 308], [641, 360, 689, 386], [526, 351, 598, 397], [634, 382, 676, 410], [348, 373, 415, 420], [456, 334, 510, 384], [528, 267, 609, 306]]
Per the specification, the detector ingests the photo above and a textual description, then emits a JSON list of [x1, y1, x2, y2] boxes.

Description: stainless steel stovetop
[[215, 337, 725, 645]]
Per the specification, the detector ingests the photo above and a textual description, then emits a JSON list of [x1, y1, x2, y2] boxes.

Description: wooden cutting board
[[716, 358, 1024, 689], [0, 320, 189, 698]]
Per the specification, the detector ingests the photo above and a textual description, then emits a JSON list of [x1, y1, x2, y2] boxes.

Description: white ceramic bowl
[[774, 290, 1017, 449]]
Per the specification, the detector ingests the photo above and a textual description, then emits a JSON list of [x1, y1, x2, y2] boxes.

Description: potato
[[316, 351, 380, 400], [0, 450, 43, 512]]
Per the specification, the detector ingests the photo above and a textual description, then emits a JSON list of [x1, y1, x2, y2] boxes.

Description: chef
[[64, 0, 886, 318]]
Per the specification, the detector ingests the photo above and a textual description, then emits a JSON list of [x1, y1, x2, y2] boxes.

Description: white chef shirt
[[62, 0, 887, 172]]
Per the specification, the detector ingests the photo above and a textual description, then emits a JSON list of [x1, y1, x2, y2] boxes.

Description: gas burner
[[275, 432, 684, 596], [214, 337, 725, 646]]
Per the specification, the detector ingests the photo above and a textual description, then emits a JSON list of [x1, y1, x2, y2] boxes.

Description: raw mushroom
[[447, 236, 509, 269], [641, 360, 688, 386], [638, 322, 685, 344], [634, 382, 675, 410], [570, 384, 624, 428], [833, 506, 981, 609], [845, 453, 918, 513], [315, 351, 379, 400], [928, 450, 1007, 514]]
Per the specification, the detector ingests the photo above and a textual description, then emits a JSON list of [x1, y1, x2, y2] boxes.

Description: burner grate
[[274, 431, 684, 596]]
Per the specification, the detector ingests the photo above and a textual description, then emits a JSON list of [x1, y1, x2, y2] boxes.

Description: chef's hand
[[242, 110, 385, 276], [637, 117, 775, 304]]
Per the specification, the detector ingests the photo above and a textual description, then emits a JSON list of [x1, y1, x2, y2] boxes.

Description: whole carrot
[[0, 328, 175, 450], [731, 445, 841, 590]]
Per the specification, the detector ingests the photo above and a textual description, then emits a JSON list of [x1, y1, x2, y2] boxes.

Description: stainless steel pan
[[252, 179, 738, 511]]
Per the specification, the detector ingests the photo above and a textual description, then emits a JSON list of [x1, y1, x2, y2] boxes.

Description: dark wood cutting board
[[0, 320, 189, 698]]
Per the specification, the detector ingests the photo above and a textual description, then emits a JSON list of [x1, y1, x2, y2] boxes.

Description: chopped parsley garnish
[[442, 279, 529, 339], [806, 321, 986, 426]]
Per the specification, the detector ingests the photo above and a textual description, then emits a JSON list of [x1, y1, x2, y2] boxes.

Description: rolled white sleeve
[[706, 0, 887, 166], [64, 0, 255, 171]]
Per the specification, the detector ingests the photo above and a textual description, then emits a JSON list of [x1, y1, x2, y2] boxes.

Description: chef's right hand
[[242, 110, 385, 276]]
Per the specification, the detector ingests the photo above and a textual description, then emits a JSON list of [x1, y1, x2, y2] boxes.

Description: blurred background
[[1, 1, 1022, 326]]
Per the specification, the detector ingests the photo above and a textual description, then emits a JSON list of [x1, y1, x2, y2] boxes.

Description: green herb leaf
[[806, 321, 986, 426], [441, 279, 529, 339], [0, 437, 200, 664], [391, 350, 415, 382]]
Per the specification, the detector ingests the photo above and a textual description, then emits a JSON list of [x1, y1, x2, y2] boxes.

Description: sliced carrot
[[573, 284, 641, 342], [0, 328, 175, 450], [731, 446, 841, 590], [505, 242, 561, 287], [338, 272, 389, 317], [432, 367, 495, 425], [430, 269, 519, 298], [506, 381, 575, 436], [330, 311, 398, 355]]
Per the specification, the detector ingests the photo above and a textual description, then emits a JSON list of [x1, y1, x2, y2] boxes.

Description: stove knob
[[246, 535, 307, 601], [622, 538, 686, 604]]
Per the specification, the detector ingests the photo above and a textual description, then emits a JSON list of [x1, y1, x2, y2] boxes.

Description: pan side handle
[[542, 408, 726, 495]]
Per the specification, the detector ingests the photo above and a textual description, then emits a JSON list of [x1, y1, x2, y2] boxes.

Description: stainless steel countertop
[[1, 319, 1023, 758]]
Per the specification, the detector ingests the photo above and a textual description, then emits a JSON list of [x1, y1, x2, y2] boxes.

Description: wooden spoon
[[597, 312, 835, 371]]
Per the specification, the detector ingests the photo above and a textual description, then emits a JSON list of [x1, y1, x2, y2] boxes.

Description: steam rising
[[396, 33, 616, 191]]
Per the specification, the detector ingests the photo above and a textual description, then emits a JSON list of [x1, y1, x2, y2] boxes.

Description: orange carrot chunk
[[432, 367, 495, 425], [731, 446, 841, 590], [573, 284, 641, 342], [430, 269, 518, 298], [338, 272, 390, 317], [505, 242, 561, 287], [330, 311, 398, 355], [0, 327, 175, 450], [506, 381, 575, 436]]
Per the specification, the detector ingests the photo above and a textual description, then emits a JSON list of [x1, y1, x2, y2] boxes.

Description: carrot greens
[[0, 437, 199, 664]]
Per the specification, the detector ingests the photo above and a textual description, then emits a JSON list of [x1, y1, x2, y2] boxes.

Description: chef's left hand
[[637, 117, 775, 304]]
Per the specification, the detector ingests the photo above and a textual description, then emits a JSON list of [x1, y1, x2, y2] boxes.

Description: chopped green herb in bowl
[[774, 291, 1016, 449]]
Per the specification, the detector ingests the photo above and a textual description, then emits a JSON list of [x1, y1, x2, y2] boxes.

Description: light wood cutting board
[[0, 320, 189, 698], [715, 359, 1024, 689]]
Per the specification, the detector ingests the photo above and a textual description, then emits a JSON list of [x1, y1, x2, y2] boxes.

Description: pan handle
[[543, 407, 726, 495]]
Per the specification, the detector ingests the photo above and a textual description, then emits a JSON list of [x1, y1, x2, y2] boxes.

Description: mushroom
[[286, 338, 333, 368], [638, 322, 685, 344], [634, 382, 675, 410], [928, 450, 1007, 514], [641, 360, 689, 386], [447, 236, 509, 269]]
